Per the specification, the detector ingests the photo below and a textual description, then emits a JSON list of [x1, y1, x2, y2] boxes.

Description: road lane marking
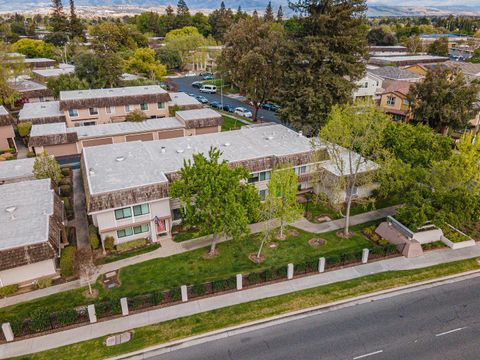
[[353, 350, 384, 359], [435, 327, 466, 337]]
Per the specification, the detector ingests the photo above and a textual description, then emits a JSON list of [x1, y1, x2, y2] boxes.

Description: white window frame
[[68, 109, 79, 117], [125, 104, 133, 113], [140, 103, 149, 111], [89, 107, 98, 116], [106, 106, 115, 114]]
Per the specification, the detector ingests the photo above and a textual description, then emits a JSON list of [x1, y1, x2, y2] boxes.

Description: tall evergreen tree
[[276, 6, 284, 22], [50, 0, 67, 33], [264, 1, 274, 22], [276, 0, 369, 135], [69, 0, 84, 39], [208, 1, 234, 41], [176, 0, 191, 28]]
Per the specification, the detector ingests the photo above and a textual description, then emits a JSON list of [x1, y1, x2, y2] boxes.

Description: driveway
[[168, 76, 281, 124]]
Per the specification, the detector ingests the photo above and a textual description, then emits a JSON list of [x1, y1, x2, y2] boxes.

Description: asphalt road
[[148, 276, 480, 360], [169, 76, 281, 124]]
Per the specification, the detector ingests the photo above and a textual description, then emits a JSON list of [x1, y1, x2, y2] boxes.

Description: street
[[147, 276, 480, 360], [168, 75, 281, 124]]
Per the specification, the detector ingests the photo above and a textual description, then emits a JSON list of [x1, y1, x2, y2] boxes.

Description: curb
[[108, 268, 480, 360]]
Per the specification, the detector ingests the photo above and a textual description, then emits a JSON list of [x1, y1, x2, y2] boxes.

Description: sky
[[368, 0, 480, 5]]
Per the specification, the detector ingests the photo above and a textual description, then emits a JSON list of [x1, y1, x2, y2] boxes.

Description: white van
[[200, 84, 217, 94]]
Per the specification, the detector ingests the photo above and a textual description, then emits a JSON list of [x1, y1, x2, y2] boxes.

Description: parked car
[[185, 71, 197, 77], [262, 103, 281, 112], [191, 81, 203, 88], [202, 74, 215, 81], [200, 72, 213, 77], [222, 104, 235, 113], [210, 101, 222, 109], [200, 84, 217, 94], [234, 107, 253, 118], [196, 95, 209, 104]]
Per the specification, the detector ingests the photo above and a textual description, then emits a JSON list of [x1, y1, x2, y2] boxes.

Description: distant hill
[[1, 1, 480, 15]]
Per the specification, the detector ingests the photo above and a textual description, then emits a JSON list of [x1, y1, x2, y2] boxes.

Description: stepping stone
[[105, 272, 116, 278], [106, 332, 131, 346], [107, 283, 117, 289]]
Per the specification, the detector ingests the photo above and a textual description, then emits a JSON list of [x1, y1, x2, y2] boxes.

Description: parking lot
[[168, 75, 281, 124]]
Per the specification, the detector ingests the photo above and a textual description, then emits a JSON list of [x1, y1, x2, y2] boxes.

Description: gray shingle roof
[[369, 67, 423, 81]]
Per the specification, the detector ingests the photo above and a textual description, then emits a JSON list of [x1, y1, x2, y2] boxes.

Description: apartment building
[[27, 108, 223, 157], [0, 106, 16, 151], [61, 86, 171, 127], [0, 178, 65, 286], [10, 79, 54, 103], [81, 124, 377, 247]]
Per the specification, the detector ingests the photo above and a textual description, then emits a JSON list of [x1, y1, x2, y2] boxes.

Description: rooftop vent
[[224, 142, 231, 147], [298, 131, 303, 137], [89, 168, 95, 176], [176, 149, 184, 154], [161, 146, 166, 153], [41, 105, 46, 109], [5, 206, 16, 214], [265, 135, 274, 141], [115, 156, 125, 162]]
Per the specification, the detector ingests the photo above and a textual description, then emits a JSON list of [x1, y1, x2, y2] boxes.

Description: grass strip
[[16, 258, 479, 360]]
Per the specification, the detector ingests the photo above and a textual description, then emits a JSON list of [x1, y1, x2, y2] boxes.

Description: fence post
[[120, 297, 129, 316], [2, 323, 14, 342], [362, 248, 369, 264], [236, 274, 243, 290], [318, 257, 326, 273], [181, 285, 188, 302], [287, 263, 294, 280], [87, 304, 97, 323]]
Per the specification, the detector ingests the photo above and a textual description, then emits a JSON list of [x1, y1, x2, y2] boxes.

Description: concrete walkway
[[14, 138, 28, 159], [2, 243, 480, 358], [71, 169, 90, 249], [292, 205, 399, 233]]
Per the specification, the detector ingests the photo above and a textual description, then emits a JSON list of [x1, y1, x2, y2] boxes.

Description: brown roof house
[[379, 81, 413, 122], [0, 106, 16, 152], [0, 178, 65, 286]]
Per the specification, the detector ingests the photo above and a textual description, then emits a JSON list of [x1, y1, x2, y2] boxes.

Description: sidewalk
[[2, 243, 480, 358]]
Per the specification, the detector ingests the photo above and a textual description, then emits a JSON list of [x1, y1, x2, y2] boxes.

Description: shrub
[[264, 269, 273, 281], [17, 121, 32, 137], [27, 151, 36, 158], [247, 272, 260, 284], [276, 266, 288, 278], [88, 225, 100, 250], [95, 298, 121, 317], [104, 236, 115, 250], [56, 308, 78, 326], [169, 288, 182, 301], [116, 238, 147, 253], [59, 177, 71, 186], [212, 279, 226, 292], [295, 262, 307, 274], [0, 284, 18, 297], [60, 246, 76, 277], [63, 197, 73, 219], [8, 318, 23, 336], [326, 255, 340, 266], [61, 167, 71, 176], [28, 309, 51, 332], [60, 184, 72, 197], [37, 277, 52, 289], [126, 109, 148, 122], [152, 291, 164, 305], [226, 276, 236, 289], [192, 283, 206, 296]]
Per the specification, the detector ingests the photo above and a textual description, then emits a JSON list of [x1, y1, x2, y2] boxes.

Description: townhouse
[[81, 124, 377, 247], [10, 79, 54, 103], [0, 106, 16, 151], [352, 72, 384, 101], [379, 81, 413, 122]]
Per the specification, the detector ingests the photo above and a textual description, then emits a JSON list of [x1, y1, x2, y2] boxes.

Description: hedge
[[61, 167, 72, 177], [0, 284, 18, 297], [60, 246, 76, 277], [28, 309, 51, 333], [169, 288, 181, 301], [17, 121, 32, 137], [56, 308, 78, 326], [37, 277, 52, 289], [88, 225, 100, 250], [104, 236, 115, 251], [116, 238, 147, 253], [191, 283, 206, 296], [59, 184, 72, 197]]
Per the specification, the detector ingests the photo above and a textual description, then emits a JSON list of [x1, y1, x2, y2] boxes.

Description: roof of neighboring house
[[0, 178, 53, 250], [0, 158, 35, 182], [175, 108, 222, 128], [383, 81, 412, 96], [32, 66, 75, 79], [169, 92, 201, 108], [10, 79, 52, 99], [24, 58, 56, 63], [18, 101, 65, 124], [0, 106, 15, 126], [321, 148, 379, 177], [369, 67, 423, 81], [369, 55, 449, 66], [30, 122, 67, 137], [445, 61, 480, 77]]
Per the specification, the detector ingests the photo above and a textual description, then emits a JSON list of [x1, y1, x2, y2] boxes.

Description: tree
[[427, 36, 449, 57], [208, 1, 234, 42], [264, 2, 274, 22], [48, 0, 69, 46], [74, 248, 96, 296], [47, 74, 88, 97], [0, 44, 22, 106], [277, 0, 369, 135], [176, 0, 191, 29], [319, 102, 389, 236], [170, 147, 260, 256], [125, 109, 148, 122], [265, 164, 303, 240], [367, 27, 396, 46], [156, 47, 182, 70], [221, 18, 284, 121], [11, 38, 56, 58], [90, 22, 147, 53], [69, 0, 84, 39], [408, 67, 480, 134], [406, 35, 423, 53], [469, 47, 480, 63], [192, 12, 212, 37], [124, 48, 167, 81], [165, 26, 206, 69], [75, 51, 122, 88], [33, 151, 63, 185], [276, 6, 284, 23], [135, 11, 163, 35]]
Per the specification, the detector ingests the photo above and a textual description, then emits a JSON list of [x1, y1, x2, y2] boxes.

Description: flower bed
[[441, 226, 475, 250]]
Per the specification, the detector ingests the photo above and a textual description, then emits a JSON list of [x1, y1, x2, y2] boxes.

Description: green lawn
[[94, 244, 161, 265], [221, 115, 243, 131], [0, 224, 374, 322], [18, 258, 479, 360]]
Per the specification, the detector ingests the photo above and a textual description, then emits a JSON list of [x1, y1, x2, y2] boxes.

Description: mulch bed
[[248, 253, 266, 264], [308, 238, 327, 248]]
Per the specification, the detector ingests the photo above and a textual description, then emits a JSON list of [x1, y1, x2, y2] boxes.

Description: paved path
[[292, 205, 399, 233], [14, 138, 28, 159], [71, 169, 90, 249], [148, 276, 480, 360], [2, 244, 480, 358]]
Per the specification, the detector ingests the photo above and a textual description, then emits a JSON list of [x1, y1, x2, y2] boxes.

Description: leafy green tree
[[90, 22, 147, 53], [165, 26, 206, 69], [11, 38, 56, 58], [469, 47, 480, 63], [367, 27, 396, 46], [221, 18, 284, 121], [47, 74, 88, 97], [319, 102, 389, 236], [176, 0, 191, 29], [124, 48, 167, 81], [135, 11, 163, 35], [170, 147, 260, 256], [427, 36, 449, 56], [156, 47, 182, 70], [406, 35, 423, 53], [277, 0, 369, 135], [33, 151, 63, 185], [0, 45, 22, 106], [192, 12, 212, 37], [74, 51, 122, 88], [208, 1, 234, 42], [408, 67, 480, 134], [265, 164, 303, 240], [125, 109, 148, 122]]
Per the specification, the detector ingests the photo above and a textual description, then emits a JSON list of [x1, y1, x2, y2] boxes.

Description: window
[[89, 107, 98, 115], [68, 109, 78, 117], [259, 189, 267, 201], [115, 207, 132, 220], [363, 82, 368, 88], [106, 106, 115, 114], [39, 96, 45, 102], [157, 102, 165, 109], [259, 171, 271, 181], [133, 203, 149, 216], [125, 104, 133, 113], [249, 171, 271, 183], [386, 96, 396, 106], [140, 103, 149, 111], [133, 223, 149, 234], [294, 166, 307, 175], [172, 208, 182, 221], [403, 99, 410, 106], [117, 227, 134, 238], [248, 173, 259, 183]]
